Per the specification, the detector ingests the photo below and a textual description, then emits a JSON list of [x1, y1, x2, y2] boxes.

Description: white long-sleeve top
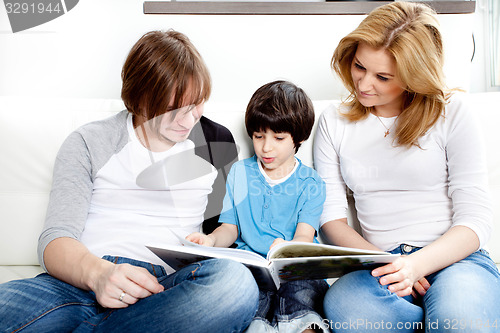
[[313, 93, 492, 251]]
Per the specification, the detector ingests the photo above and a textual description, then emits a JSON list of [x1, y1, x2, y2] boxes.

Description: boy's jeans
[[323, 245, 500, 333], [247, 279, 330, 333], [0, 257, 259, 333]]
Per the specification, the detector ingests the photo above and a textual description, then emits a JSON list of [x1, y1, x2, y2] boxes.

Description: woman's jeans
[[0, 257, 259, 333], [323, 245, 500, 333]]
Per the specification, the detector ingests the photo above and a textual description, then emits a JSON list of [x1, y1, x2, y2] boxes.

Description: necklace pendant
[[384, 130, 390, 137]]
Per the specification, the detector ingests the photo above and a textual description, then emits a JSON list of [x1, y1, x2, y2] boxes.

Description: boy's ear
[[294, 140, 305, 152]]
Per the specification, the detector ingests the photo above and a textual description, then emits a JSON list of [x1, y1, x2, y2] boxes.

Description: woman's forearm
[[407, 225, 480, 278], [320, 218, 381, 251]]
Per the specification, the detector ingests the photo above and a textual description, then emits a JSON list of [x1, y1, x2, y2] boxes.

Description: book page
[[147, 243, 279, 290], [148, 242, 268, 268], [267, 241, 390, 260], [271, 254, 399, 282]]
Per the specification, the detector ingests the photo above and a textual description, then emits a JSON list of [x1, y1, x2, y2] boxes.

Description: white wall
[[0, 0, 478, 103], [470, 0, 500, 92], [470, 0, 488, 92]]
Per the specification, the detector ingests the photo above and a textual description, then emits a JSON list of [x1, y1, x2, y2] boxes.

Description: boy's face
[[252, 129, 297, 180]]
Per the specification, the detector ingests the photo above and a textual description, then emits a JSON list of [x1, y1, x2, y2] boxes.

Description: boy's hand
[[270, 238, 286, 249], [185, 232, 215, 247]]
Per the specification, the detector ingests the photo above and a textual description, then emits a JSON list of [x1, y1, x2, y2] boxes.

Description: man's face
[[156, 102, 204, 148]]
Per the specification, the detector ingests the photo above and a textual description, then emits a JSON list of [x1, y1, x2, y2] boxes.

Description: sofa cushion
[[463, 92, 500, 261], [0, 266, 44, 284], [0, 97, 125, 267]]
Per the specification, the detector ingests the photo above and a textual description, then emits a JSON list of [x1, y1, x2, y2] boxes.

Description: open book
[[147, 240, 399, 290]]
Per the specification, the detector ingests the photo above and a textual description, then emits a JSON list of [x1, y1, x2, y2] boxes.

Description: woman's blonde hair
[[332, 2, 449, 147]]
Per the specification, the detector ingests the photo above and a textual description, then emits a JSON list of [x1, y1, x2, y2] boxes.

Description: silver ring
[[119, 291, 126, 302]]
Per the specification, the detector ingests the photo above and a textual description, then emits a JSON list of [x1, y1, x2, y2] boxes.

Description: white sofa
[[1, 93, 499, 283]]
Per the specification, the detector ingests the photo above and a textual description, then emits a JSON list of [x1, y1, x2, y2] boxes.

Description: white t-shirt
[[39, 111, 236, 272], [81, 114, 217, 269]]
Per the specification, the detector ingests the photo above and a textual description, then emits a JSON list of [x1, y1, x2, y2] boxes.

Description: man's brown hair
[[121, 30, 211, 123]]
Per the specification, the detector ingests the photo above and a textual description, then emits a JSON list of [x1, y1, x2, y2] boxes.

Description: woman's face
[[351, 43, 406, 117]]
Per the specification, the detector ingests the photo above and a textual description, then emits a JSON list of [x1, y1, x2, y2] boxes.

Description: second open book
[[148, 238, 399, 290]]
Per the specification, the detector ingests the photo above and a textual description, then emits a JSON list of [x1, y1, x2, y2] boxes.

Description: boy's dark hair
[[121, 30, 211, 123], [245, 80, 314, 152]]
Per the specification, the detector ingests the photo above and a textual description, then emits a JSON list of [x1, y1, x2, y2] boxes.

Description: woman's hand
[[185, 232, 215, 246], [371, 256, 425, 297], [92, 261, 165, 308], [371, 227, 480, 298], [412, 277, 431, 298]]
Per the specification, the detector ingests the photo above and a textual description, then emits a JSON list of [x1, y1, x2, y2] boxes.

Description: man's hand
[[92, 262, 164, 308]]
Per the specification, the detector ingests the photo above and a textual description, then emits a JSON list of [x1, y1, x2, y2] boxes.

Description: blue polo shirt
[[219, 155, 326, 257]]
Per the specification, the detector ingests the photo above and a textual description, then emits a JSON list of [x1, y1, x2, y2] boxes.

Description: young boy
[[187, 80, 329, 333]]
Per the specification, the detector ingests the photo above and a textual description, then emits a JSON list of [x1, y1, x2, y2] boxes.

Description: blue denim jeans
[[323, 245, 500, 333], [246, 279, 330, 333], [0, 257, 259, 333]]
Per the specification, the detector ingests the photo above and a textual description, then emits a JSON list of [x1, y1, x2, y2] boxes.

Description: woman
[[314, 2, 500, 332], [0, 30, 258, 332]]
